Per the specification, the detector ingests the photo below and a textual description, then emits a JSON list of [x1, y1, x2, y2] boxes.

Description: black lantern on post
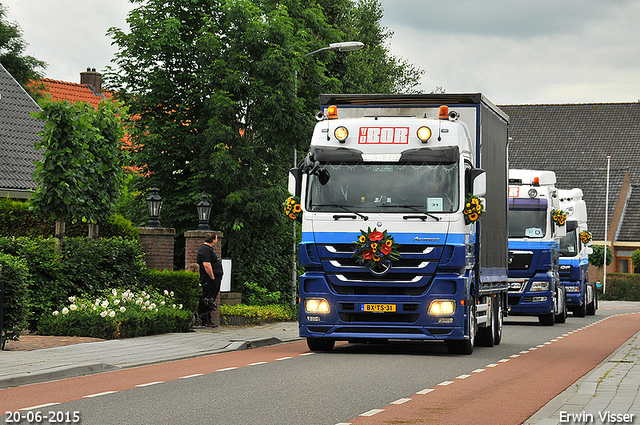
[[196, 193, 212, 231], [145, 187, 164, 228]]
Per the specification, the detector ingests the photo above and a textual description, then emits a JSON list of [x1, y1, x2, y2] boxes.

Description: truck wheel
[[493, 297, 503, 345], [586, 287, 597, 315], [307, 337, 335, 352], [477, 297, 498, 347], [575, 300, 587, 317], [447, 297, 475, 354], [555, 290, 567, 324], [539, 311, 555, 326]]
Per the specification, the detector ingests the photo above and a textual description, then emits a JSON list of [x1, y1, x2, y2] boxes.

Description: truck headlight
[[305, 298, 330, 314], [428, 300, 456, 315], [334, 126, 349, 143], [530, 281, 549, 292], [565, 286, 580, 292]]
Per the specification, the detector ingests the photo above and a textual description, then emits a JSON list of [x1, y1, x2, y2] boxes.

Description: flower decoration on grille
[[551, 209, 567, 226], [284, 196, 302, 220], [580, 230, 592, 244], [463, 195, 484, 225], [352, 227, 401, 272]]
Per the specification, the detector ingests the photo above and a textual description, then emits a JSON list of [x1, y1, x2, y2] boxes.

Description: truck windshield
[[306, 162, 459, 213], [508, 197, 549, 238], [508, 210, 548, 238], [559, 229, 578, 257]]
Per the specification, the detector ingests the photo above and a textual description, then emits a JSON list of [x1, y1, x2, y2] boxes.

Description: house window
[[617, 258, 630, 273]]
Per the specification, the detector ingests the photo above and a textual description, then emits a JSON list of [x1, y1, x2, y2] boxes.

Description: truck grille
[[321, 243, 439, 296]]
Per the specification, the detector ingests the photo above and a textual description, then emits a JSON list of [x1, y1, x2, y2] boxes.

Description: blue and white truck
[[558, 188, 597, 316], [288, 94, 509, 354], [507, 169, 567, 326]]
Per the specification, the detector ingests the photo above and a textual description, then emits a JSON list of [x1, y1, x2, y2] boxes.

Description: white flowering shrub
[[39, 287, 191, 339]]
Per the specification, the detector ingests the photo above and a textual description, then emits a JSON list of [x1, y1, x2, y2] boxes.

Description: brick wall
[[138, 227, 176, 271]]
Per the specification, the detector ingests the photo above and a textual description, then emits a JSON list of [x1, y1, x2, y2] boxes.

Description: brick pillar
[[138, 227, 176, 271], [185, 230, 224, 326]]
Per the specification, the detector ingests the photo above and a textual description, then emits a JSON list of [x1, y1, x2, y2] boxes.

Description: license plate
[[361, 304, 396, 312]]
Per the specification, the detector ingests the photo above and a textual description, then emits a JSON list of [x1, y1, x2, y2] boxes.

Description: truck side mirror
[[566, 221, 578, 232], [585, 247, 594, 255], [470, 169, 486, 197], [288, 167, 302, 197]]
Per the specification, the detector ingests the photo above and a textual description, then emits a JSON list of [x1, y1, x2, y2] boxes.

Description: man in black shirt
[[197, 232, 223, 327]]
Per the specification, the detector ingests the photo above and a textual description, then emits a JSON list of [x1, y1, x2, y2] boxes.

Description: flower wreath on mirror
[[580, 230, 592, 244], [463, 194, 484, 225], [551, 209, 567, 226], [352, 227, 401, 272], [284, 196, 302, 221]]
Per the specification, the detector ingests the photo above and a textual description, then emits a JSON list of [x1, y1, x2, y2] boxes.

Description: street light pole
[[291, 41, 365, 306], [305, 41, 365, 57], [603, 155, 611, 294]]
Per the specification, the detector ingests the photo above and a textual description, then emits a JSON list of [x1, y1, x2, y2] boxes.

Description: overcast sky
[[3, 0, 640, 105]]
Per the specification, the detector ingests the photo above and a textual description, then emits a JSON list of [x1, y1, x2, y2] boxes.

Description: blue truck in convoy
[[507, 169, 567, 326], [288, 94, 509, 354], [557, 188, 597, 316]]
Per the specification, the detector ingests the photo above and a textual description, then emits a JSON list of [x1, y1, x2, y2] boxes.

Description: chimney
[[80, 67, 102, 95]]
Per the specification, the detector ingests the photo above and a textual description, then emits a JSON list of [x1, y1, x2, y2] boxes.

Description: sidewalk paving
[[524, 328, 640, 424], [0, 321, 301, 389], [1, 309, 639, 424]]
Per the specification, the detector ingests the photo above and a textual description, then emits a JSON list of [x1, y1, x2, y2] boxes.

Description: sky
[[3, 0, 640, 105]]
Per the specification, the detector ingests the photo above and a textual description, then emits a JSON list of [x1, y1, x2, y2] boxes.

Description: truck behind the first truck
[[288, 94, 509, 354], [558, 188, 597, 316], [507, 169, 567, 326]]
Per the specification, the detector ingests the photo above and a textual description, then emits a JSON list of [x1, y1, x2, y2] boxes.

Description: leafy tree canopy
[[589, 244, 613, 268], [30, 97, 129, 234], [0, 4, 47, 94], [105, 0, 423, 295]]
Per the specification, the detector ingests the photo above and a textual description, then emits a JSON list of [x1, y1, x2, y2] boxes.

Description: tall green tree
[[30, 98, 129, 238], [105, 0, 423, 296], [0, 4, 47, 95]]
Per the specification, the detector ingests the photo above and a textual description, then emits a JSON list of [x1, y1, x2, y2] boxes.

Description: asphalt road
[[4, 303, 639, 425]]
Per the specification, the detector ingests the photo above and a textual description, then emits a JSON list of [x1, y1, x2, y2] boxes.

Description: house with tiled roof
[[38, 68, 112, 107], [0, 63, 44, 199], [0, 68, 114, 199], [500, 102, 640, 279]]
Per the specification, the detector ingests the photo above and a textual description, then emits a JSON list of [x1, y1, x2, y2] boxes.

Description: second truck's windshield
[[306, 162, 459, 213]]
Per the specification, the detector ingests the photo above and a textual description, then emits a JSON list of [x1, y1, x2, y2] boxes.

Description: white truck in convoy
[[288, 94, 509, 354], [507, 169, 567, 325], [557, 188, 597, 316]]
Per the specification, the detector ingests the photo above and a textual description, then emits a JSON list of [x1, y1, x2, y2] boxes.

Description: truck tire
[[555, 290, 567, 324], [307, 337, 335, 352], [586, 287, 597, 315], [493, 297, 503, 345], [447, 297, 475, 354], [539, 311, 555, 326], [477, 297, 500, 347], [574, 300, 587, 317]]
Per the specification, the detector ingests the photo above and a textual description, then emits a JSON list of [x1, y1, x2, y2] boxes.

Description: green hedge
[[600, 274, 640, 301], [0, 236, 202, 335], [0, 237, 67, 330], [0, 198, 139, 239], [220, 304, 297, 325], [0, 253, 30, 349], [145, 269, 201, 314]]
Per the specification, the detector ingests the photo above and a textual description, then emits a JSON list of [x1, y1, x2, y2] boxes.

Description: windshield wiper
[[395, 204, 441, 221], [314, 204, 369, 221]]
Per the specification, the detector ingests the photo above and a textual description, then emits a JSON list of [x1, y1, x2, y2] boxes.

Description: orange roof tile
[[37, 78, 112, 108]]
